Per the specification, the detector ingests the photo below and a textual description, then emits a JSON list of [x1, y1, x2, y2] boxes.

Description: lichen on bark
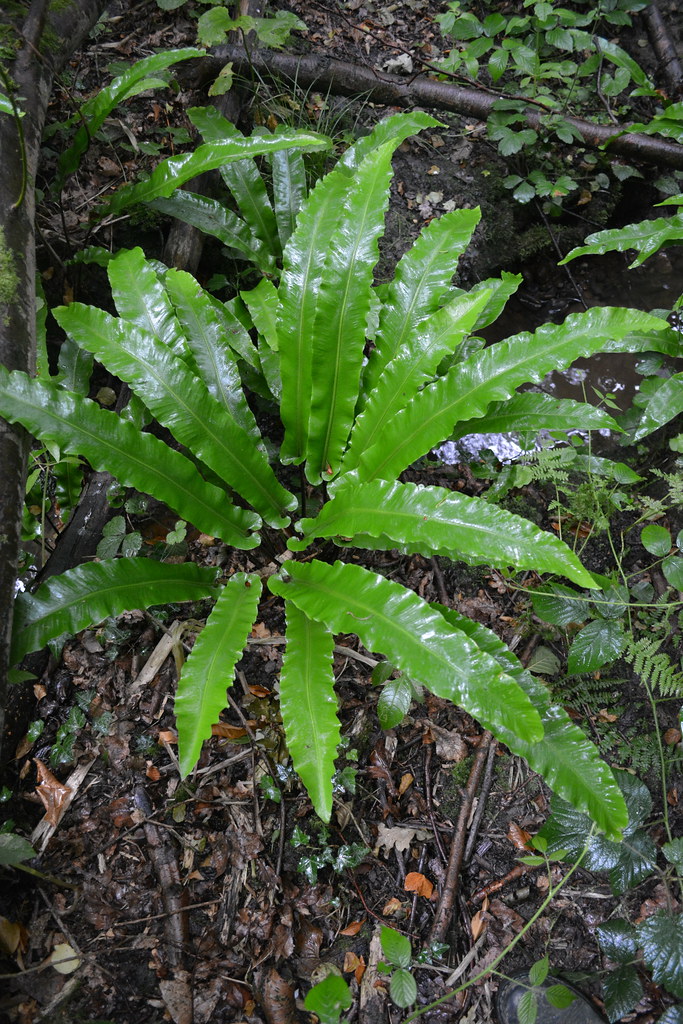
[[0, 227, 19, 320]]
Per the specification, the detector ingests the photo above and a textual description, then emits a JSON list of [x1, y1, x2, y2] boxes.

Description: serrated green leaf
[[518, 989, 538, 1024], [663, 837, 683, 871], [12, 559, 217, 665], [53, 302, 296, 526], [529, 957, 549, 986], [0, 833, 36, 866], [305, 143, 395, 482], [0, 368, 256, 547], [381, 926, 412, 968], [304, 974, 352, 1024], [452, 392, 621, 440], [641, 523, 672, 556], [562, 213, 683, 268], [103, 130, 330, 214], [539, 772, 654, 890], [378, 677, 413, 729], [280, 602, 339, 821], [434, 605, 627, 838], [269, 559, 544, 745], [356, 307, 678, 485], [176, 574, 261, 777], [294, 477, 595, 588], [567, 619, 626, 674], [637, 912, 683, 998], [58, 49, 204, 188], [545, 984, 577, 1010], [596, 920, 638, 964], [389, 968, 417, 1008]]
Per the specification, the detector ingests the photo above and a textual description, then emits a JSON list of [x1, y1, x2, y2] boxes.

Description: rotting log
[[0, 0, 108, 773], [200, 46, 683, 170]]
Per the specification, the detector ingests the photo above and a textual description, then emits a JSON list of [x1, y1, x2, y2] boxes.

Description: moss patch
[[0, 227, 19, 314]]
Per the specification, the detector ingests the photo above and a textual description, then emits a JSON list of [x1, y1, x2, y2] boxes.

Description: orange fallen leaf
[[211, 723, 247, 740], [470, 910, 487, 941], [35, 759, 71, 827], [664, 728, 681, 746], [145, 764, 161, 781], [382, 897, 404, 917], [158, 730, 177, 745], [248, 684, 271, 698], [339, 920, 365, 937], [404, 871, 434, 898], [506, 823, 532, 851], [343, 951, 363, 973], [398, 773, 414, 796]]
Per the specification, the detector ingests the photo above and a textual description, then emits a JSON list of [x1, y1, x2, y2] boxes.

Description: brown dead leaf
[[145, 763, 161, 781], [597, 708, 618, 723], [211, 723, 247, 740], [470, 910, 487, 941], [664, 728, 681, 746], [404, 872, 434, 898], [248, 684, 271, 698], [344, 951, 363, 973], [251, 621, 271, 638], [398, 773, 414, 796], [34, 759, 71, 827], [506, 823, 532, 851], [382, 897, 405, 917], [339, 920, 365, 937], [0, 916, 28, 955], [667, 786, 679, 806], [158, 729, 177, 745], [375, 824, 431, 854]]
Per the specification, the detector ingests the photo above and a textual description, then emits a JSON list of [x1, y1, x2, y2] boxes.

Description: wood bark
[[642, 2, 683, 99], [202, 46, 683, 170], [0, 0, 108, 771]]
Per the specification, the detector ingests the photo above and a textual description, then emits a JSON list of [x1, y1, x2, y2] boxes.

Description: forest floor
[[1, 2, 683, 1023]]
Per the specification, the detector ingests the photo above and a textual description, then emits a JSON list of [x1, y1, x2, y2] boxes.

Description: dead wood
[[642, 2, 683, 99], [0, 0, 109, 774], [202, 46, 683, 170]]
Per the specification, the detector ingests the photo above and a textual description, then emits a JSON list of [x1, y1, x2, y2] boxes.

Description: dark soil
[[2, 2, 683, 1023]]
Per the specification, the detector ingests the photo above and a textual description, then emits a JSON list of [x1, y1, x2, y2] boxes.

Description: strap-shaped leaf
[[451, 392, 621, 439], [305, 143, 396, 482], [150, 191, 266, 267], [292, 477, 596, 589], [281, 601, 339, 821], [434, 605, 627, 838], [108, 247, 186, 353], [0, 367, 258, 547], [342, 289, 492, 474], [164, 268, 264, 448], [357, 306, 679, 483], [189, 107, 280, 269], [241, 279, 282, 400], [175, 573, 262, 777], [269, 560, 544, 745], [270, 144, 307, 247], [103, 130, 331, 214], [277, 111, 441, 466], [561, 212, 683, 268], [631, 372, 683, 440], [360, 208, 482, 403], [12, 559, 218, 665], [57, 48, 204, 188], [53, 303, 297, 527]]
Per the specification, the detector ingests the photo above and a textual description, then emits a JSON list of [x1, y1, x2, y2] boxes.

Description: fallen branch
[[201, 46, 683, 170]]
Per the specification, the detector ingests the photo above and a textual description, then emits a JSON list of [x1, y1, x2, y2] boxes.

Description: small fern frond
[[624, 636, 683, 697]]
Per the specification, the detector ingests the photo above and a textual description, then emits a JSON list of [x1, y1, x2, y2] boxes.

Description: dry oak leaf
[[404, 872, 434, 898], [34, 759, 72, 827], [376, 824, 431, 854]]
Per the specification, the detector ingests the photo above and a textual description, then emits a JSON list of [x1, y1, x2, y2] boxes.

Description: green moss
[[0, 227, 19, 317]]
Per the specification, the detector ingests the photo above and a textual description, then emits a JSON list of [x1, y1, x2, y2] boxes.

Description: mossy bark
[[0, 0, 107, 773]]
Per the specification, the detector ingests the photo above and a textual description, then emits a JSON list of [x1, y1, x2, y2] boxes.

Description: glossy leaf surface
[[53, 302, 296, 526], [435, 605, 627, 837], [104, 130, 330, 214], [176, 573, 261, 777], [108, 247, 185, 353], [270, 144, 307, 247], [562, 212, 683, 267], [269, 560, 544, 745], [0, 367, 258, 547], [294, 477, 596, 588], [281, 602, 339, 821], [360, 208, 481, 403], [343, 289, 491, 474], [150, 191, 265, 266], [451, 392, 621, 440], [305, 143, 395, 481], [637, 912, 683, 998], [602, 967, 643, 1023], [12, 560, 218, 665], [357, 307, 678, 483], [632, 373, 683, 439]]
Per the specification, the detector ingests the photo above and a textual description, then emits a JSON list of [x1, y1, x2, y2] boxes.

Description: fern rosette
[[5, 111, 681, 839]]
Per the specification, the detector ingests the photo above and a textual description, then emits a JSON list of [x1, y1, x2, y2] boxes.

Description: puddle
[[441, 244, 683, 464]]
